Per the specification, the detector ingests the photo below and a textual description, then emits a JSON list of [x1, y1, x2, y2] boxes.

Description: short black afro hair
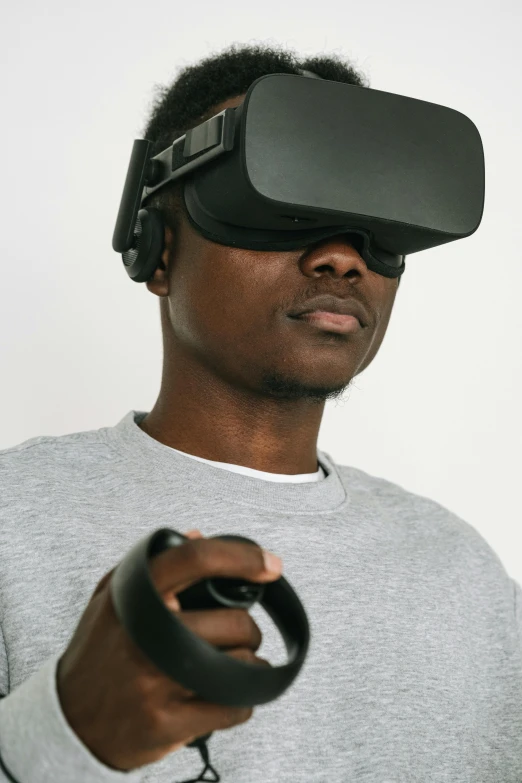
[[140, 41, 370, 232]]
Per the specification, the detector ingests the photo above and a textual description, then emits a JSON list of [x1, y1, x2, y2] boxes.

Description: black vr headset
[[113, 70, 485, 287]]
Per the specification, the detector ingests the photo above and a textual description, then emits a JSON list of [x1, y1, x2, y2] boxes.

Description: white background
[[1, 0, 520, 584]]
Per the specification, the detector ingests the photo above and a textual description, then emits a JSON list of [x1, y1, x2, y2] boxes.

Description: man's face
[[150, 94, 399, 405]]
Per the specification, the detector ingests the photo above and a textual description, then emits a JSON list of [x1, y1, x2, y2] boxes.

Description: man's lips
[[290, 311, 362, 334], [288, 295, 369, 328]]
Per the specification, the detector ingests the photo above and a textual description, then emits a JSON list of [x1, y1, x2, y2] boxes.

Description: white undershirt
[[166, 446, 326, 483]]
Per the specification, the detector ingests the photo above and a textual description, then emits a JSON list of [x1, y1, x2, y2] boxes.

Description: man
[[0, 43, 520, 783]]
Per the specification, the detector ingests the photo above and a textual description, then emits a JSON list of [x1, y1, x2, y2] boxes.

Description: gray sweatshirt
[[0, 410, 520, 783]]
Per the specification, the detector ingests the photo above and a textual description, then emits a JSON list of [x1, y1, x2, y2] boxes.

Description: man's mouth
[[289, 311, 362, 334]]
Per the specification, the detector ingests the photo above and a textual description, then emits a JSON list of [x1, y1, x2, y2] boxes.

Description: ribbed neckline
[[103, 410, 349, 514]]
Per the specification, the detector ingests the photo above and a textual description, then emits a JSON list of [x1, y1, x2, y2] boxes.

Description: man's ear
[[145, 225, 173, 297]]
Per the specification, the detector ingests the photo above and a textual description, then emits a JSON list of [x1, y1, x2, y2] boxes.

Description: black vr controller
[[109, 528, 310, 749]]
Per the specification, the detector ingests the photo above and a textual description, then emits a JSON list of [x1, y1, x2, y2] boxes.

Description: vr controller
[[110, 528, 310, 750]]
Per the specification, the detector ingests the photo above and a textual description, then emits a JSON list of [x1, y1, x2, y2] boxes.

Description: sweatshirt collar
[[104, 410, 348, 514]]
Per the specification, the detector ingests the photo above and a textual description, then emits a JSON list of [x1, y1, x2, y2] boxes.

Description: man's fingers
[[164, 530, 205, 610], [151, 537, 281, 599]]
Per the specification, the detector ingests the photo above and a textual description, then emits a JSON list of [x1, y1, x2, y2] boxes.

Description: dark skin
[[139, 93, 399, 476]]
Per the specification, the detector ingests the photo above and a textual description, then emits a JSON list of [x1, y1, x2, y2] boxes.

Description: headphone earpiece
[[121, 207, 165, 283]]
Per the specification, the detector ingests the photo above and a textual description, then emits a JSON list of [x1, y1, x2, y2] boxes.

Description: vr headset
[[113, 71, 485, 283]]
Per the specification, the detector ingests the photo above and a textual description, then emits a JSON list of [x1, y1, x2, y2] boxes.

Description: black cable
[[175, 738, 220, 782]]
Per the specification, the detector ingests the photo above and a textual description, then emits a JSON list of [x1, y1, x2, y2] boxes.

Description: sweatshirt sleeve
[[0, 651, 145, 783]]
